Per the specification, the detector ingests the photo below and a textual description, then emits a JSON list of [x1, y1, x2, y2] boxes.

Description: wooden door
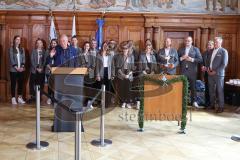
[[164, 31, 193, 50], [163, 31, 193, 75]]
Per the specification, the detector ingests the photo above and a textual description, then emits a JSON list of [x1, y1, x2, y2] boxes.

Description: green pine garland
[[138, 75, 189, 131]]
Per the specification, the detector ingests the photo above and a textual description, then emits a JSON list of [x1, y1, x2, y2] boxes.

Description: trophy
[[165, 55, 173, 67]]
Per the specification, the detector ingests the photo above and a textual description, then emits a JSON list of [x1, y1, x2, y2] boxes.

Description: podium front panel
[[52, 74, 85, 132], [144, 75, 183, 121]]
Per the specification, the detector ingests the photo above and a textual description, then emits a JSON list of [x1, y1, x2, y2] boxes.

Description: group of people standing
[[9, 34, 228, 113]]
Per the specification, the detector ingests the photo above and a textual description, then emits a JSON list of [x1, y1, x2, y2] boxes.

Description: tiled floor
[[0, 103, 240, 160]]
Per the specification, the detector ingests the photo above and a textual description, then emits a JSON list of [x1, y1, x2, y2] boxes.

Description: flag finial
[[49, 7, 53, 17]]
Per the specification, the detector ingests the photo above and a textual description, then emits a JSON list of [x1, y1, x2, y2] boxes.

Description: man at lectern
[[49, 34, 83, 132], [50, 34, 79, 67]]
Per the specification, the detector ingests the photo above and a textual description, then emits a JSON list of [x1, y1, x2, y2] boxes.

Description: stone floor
[[0, 103, 240, 160]]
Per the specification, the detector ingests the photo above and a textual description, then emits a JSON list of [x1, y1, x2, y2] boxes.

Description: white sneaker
[[193, 102, 204, 109], [47, 98, 52, 105], [126, 103, 132, 109], [136, 101, 140, 110], [18, 97, 26, 104], [87, 101, 94, 109], [11, 97, 17, 105], [121, 103, 126, 108]]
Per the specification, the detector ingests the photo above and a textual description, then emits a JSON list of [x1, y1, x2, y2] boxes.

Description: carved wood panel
[[104, 25, 119, 43], [218, 33, 237, 78]]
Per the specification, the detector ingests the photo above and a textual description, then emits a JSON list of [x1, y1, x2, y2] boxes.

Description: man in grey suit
[[178, 36, 203, 108], [207, 37, 228, 113], [157, 38, 179, 75]]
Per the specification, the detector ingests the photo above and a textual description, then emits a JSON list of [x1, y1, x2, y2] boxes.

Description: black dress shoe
[[216, 107, 224, 113], [27, 97, 36, 104], [206, 106, 214, 110]]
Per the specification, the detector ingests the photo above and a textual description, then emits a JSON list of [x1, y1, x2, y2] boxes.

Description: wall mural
[[0, 0, 239, 14]]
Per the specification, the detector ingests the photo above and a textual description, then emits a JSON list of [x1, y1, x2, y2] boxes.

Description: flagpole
[[49, 7, 58, 41], [72, 1, 77, 37]]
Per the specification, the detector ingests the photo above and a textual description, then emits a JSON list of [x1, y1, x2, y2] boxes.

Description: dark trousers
[[118, 69, 132, 104], [46, 74, 54, 97], [84, 75, 95, 106], [96, 67, 114, 107], [29, 73, 45, 97], [204, 73, 210, 107], [185, 74, 197, 104], [10, 72, 24, 97]]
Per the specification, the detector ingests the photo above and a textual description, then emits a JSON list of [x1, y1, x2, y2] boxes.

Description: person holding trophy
[[157, 38, 179, 75]]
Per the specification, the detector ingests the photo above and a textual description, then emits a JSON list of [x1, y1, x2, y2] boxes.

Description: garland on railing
[[138, 75, 189, 131]]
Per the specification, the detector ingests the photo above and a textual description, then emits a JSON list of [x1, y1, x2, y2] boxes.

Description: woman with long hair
[[28, 38, 47, 102], [79, 41, 96, 108], [9, 35, 26, 105], [95, 41, 115, 107], [45, 39, 58, 104]]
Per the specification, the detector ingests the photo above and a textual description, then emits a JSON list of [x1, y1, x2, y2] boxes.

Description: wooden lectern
[[51, 67, 88, 132], [144, 75, 183, 121]]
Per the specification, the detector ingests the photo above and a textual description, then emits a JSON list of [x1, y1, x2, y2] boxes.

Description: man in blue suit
[[178, 36, 203, 108], [50, 34, 79, 67]]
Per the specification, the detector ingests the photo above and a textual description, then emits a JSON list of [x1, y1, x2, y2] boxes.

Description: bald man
[[157, 38, 179, 75], [50, 34, 79, 67], [50, 34, 82, 132], [178, 36, 203, 108]]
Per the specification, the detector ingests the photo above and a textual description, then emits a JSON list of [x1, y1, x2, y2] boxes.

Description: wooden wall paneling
[[217, 33, 237, 78], [0, 24, 6, 80], [125, 25, 144, 52], [153, 27, 161, 51], [164, 31, 192, 50], [0, 11, 240, 101], [145, 27, 153, 42], [78, 30, 96, 47], [159, 27, 165, 48], [104, 25, 119, 43], [238, 27, 240, 77], [209, 28, 217, 41], [200, 28, 209, 53], [196, 28, 201, 49]]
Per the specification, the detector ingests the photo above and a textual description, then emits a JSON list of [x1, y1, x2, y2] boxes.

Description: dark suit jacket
[[30, 49, 47, 74], [178, 46, 203, 77], [207, 47, 228, 77], [139, 52, 158, 74], [53, 45, 79, 68], [79, 51, 96, 79], [157, 47, 179, 75], [202, 49, 213, 68], [115, 54, 135, 79]]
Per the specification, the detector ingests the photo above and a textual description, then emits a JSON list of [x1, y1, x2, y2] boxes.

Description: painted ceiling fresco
[[0, 0, 239, 14]]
